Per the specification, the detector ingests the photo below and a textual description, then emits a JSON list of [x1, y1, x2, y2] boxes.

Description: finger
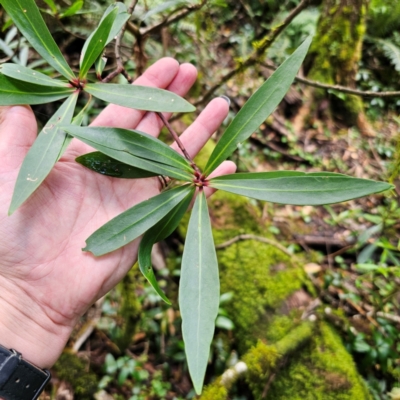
[[91, 58, 191, 129], [134, 63, 197, 137], [0, 106, 37, 171], [170, 97, 229, 159], [204, 160, 236, 198]]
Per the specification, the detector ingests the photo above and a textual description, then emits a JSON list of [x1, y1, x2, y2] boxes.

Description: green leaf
[[179, 191, 219, 395], [43, 0, 57, 14], [0, 0, 75, 80], [76, 152, 158, 179], [9, 93, 78, 214], [84, 185, 192, 256], [79, 7, 118, 79], [42, 0, 57, 14], [138, 188, 195, 304], [84, 83, 195, 113], [57, 100, 89, 159], [63, 126, 193, 172], [80, 3, 130, 62], [62, 126, 193, 181], [95, 56, 107, 79], [209, 172, 393, 205], [60, 0, 83, 18], [0, 63, 69, 87], [204, 37, 312, 175], [0, 74, 74, 106]]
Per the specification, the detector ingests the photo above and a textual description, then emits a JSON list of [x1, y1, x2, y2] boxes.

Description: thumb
[[0, 105, 37, 172]]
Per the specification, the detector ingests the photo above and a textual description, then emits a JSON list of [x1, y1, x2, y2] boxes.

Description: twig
[[215, 233, 294, 258], [102, 0, 138, 83], [294, 234, 355, 247], [127, 0, 207, 37], [375, 311, 400, 324], [72, 298, 104, 352], [195, 0, 311, 105], [262, 62, 400, 98], [250, 135, 306, 162], [156, 112, 200, 174], [261, 372, 277, 398]]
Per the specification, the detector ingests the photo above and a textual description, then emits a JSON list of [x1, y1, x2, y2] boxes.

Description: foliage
[[0, 0, 396, 396]]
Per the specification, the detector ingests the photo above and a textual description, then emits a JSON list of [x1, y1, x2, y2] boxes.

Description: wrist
[[0, 279, 72, 369]]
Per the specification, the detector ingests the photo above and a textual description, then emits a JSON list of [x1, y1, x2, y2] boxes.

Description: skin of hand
[[0, 58, 236, 369]]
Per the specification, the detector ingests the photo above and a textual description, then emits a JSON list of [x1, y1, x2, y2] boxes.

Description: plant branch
[[215, 234, 295, 259], [195, 0, 311, 105], [141, 0, 207, 36], [262, 62, 400, 98], [102, 0, 138, 83], [156, 112, 200, 174]]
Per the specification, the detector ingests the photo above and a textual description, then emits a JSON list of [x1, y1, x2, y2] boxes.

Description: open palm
[[0, 58, 235, 368]]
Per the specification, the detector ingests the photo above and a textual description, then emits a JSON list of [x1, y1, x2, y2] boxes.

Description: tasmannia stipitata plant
[[0, 0, 394, 394]]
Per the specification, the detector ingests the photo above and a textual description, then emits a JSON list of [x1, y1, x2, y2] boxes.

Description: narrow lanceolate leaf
[[204, 37, 312, 175], [0, 0, 75, 80], [138, 188, 195, 304], [179, 191, 219, 395], [209, 172, 394, 206], [76, 152, 158, 179], [64, 126, 193, 172], [9, 93, 78, 214], [79, 7, 118, 78], [0, 64, 69, 87], [84, 185, 192, 256], [60, 0, 83, 18], [84, 83, 195, 113], [95, 56, 107, 79], [58, 97, 92, 158], [63, 126, 193, 181], [80, 3, 130, 61], [0, 74, 74, 105]]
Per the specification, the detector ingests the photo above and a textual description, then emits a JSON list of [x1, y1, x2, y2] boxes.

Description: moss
[[244, 322, 314, 398], [308, 0, 368, 124], [264, 322, 371, 399], [244, 342, 280, 381], [113, 265, 142, 351], [218, 237, 306, 350], [53, 352, 98, 400], [200, 379, 228, 400]]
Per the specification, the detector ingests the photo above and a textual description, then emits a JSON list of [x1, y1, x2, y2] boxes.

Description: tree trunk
[[306, 0, 374, 135]]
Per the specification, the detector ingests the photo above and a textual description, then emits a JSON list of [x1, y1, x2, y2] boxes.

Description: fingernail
[[219, 95, 231, 106]]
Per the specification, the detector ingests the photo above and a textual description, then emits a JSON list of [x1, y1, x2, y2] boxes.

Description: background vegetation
[[0, 0, 399, 398]]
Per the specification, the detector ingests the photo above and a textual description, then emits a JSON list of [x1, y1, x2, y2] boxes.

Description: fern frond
[[376, 38, 400, 72]]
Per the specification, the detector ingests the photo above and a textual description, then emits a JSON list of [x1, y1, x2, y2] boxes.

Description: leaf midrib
[[211, 182, 375, 193], [104, 133, 191, 171]]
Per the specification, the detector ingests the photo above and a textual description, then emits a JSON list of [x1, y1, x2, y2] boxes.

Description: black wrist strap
[[0, 345, 50, 400]]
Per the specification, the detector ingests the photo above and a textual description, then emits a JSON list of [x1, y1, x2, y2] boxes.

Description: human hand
[[0, 58, 236, 369]]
